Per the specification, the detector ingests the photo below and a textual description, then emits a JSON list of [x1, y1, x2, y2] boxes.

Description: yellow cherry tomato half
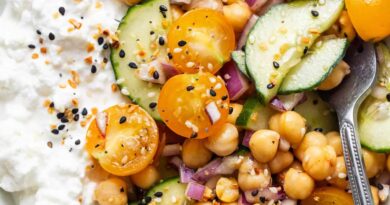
[[346, 0, 390, 42], [300, 187, 353, 205], [86, 104, 159, 176], [167, 9, 235, 74], [158, 72, 230, 139]]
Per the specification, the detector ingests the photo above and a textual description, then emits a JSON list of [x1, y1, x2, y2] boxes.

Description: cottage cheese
[[0, 0, 128, 204]]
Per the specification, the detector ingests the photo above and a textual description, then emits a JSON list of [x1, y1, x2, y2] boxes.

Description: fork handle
[[340, 115, 373, 205]]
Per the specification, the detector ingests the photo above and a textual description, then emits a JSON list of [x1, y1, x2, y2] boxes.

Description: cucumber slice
[[294, 92, 338, 133], [279, 38, 348, 94], [236, 97, 276, 131], [147, 177, 188, 205], [231, 50, 249, 77], [245, 0, 344, 103], [111, 0, 172, 120]]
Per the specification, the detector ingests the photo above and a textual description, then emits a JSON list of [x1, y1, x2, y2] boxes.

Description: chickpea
[[238, 157, 271, 191], [318, 60, 351, 90], [222, 1, 252, 33], [94, 177, 127, 205], [185, 0, 224, 11], [302, 145, 337, 181], [294, 131, 327, 161], [362, 148, 386, 178], [227, 103, 243, 124], [387, 155, 390, 172], [119, 0, 141, 6], [279, 111, 306, 146], [326, 131, 343, 156], [269, 151, 294, 174], [204, 123, 239, 156], [268, 113, 282, 133], [130, 165, 160, 189], [216, 177, 240, 202], [371, 186, 380, 205], [328, 156, 349, 189], [171, 5, 184, 22], [283, 168, 315, 200], [249, 129, 280, 163], [182, 139, 213, 169]]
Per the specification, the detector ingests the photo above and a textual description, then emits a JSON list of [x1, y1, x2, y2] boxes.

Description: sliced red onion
[[162, 144, 182, 157], [170, 0, 191, 5], [185, 182, 206, 201], [238, 194, 251, 205], [96, 112, 107, 135], [215, 155, 244, 175], [180, 164, 195, 183], [256, 0, 284, 15], [192, 158, 222, 183], [242, 130, 254, 147], [219, 61, 250, 101], [237, 14, 259, 50], [205, 102, 221, 124], [161, 61, 180, 80], [244, 187, 286, 203], [169, 156, 183, 168], [246, 0, 268, 12], [281, 199, 298, 205], [270, 93, 306, 112]]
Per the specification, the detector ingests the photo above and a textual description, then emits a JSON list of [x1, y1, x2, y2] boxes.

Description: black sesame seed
[[229, 107, 233, 114], [36, 30, 42, 35], [91, 65, 97, 73], [49, 102, 55, 108], [119, 49, 125, 58], [153, 71, 160, 79], [209, 89, 216, 97], [241, 45, 246, 51], [377, 183, 384, 190], [73, 114, 80, 121], [72, 108, 79, 114], [186, 85, 194, 91], [58, 124, 65, 130], [56, 112, 65, 119], [168, 53, 173, 59], [48, 33, 55, 40], [28, 44, 36, 49], [386, 93, 390, 102], [103, 43, 109, 49], [273, 61, 280, 69], [95, 144, 100, 148], [149, 102, 157, 109], [150, 31, 155, 35], [51, 129, 59, 135], [154, 191, 163, 197], [222, 95, 228, 101], [191, 132, 198, 138], [159, 5, 168, 12], [81, 108, 88, 116], [61, 118, 69, 123], [311, 10, 319, 17], [97, 37, 104, 45], [145, 196, 152, 203], [314, 127, 323, 132], [59, 7, 65, 16], [119, 116, 127, 124], [158, 36, 165, 46], [75, 139, 81, 145], [260, 196, 266, 203], [251, 190, 259, 196], [178, 40, 187, 47], [267, 83, 275, 89], [120, 187, 125, 192], [128, 62, 138, 69], [313, 99, 319, 105], [304, 46, 309, 54]]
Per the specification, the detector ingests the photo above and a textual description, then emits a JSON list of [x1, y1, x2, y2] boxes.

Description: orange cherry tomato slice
[[86, 104, 159, 176], [167, 8, 235, 74], [158, 72, 230, 139]]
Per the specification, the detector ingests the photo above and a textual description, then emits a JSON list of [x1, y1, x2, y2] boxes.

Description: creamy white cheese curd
[[0, 0, 128, 204]]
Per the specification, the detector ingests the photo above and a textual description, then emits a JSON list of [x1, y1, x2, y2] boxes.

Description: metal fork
[[321, 39, 377, 205]]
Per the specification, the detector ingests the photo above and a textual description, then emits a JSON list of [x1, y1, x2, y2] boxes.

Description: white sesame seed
[[209, 77, 216, 83], [171, 196, 177, 203], [140, 147, 146, 155], [214, 83, 222, 90], [116, 78, 125, 84], [326, 176, 332, 181], [248, 36, 255, 44], [269, 187, 278, 194], [224, 74, 231, 80], [338, 173, 347, 179], [154, 197, 162, 203], [121, 155, 128, 164], [121, 88, 129, 95], [264, 169, 269, 176], [207, 63, 213, 70], [319, 0, 325, 5], [186, 61, 195, 68], [147, 92, 156, 97], [173, 48, 182, 53]]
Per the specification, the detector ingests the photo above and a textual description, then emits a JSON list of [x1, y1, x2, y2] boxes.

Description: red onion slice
[[162, 144, 182, 157], [179, 164, 195, 183], [242, 130, 254, 147], [239, 194, 251, 205], [270, 93, 306, 112], [215, 155, 244, 175], [170, 0, 191, 5], [192, 158, 222, 183], [281, 199, 298, 205], [220, 61, 250, 101], [169, 156, 183, 168], [96, 112, 107, 135], [255, 0, 284, 16], [205, 102, 221, 124], [185, 182, 206, 201], [161, 61, 180, 80], [237, 14, 259, 50], [246, 0, 268, 12]]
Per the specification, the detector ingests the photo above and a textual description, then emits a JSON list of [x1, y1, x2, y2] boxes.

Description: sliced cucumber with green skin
[[111, 0, 172, 120], [231, 50, 249, 77], [294, 92, 338, 133], [236, 97, 276, 130], [279, 38, 348, 94], [147, 177, 188, 205], [245, 0, 344, 103]]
